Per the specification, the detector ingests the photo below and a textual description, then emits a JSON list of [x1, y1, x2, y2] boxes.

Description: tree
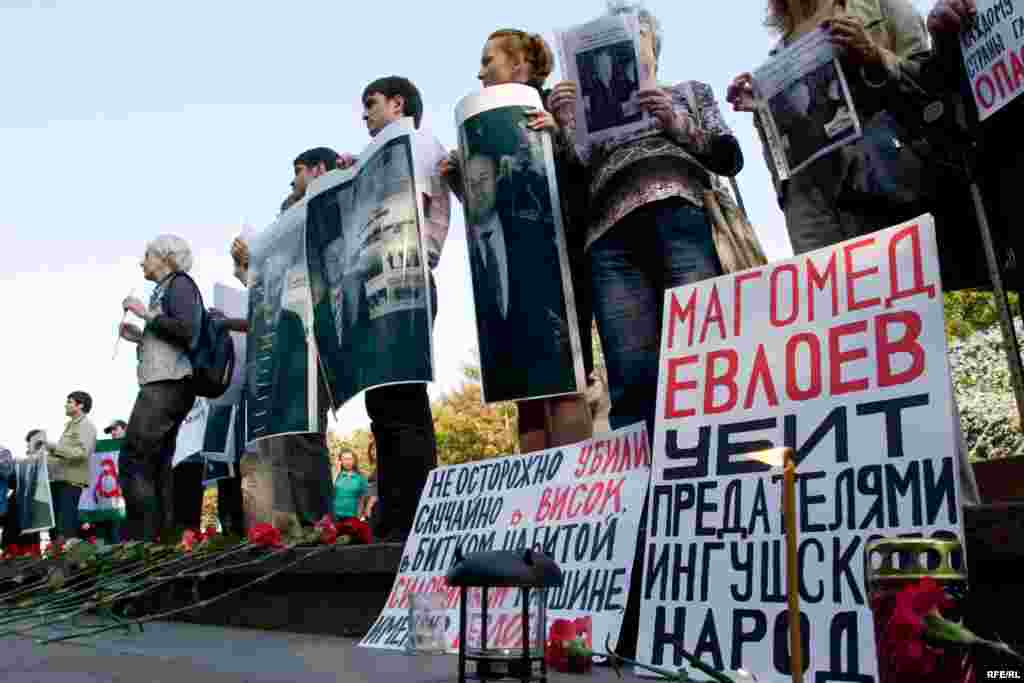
[[432, 382, 518, 465], [944, 290, 1020, 339]]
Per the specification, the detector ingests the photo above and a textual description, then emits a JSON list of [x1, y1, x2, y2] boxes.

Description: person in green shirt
[[332, 450, 367, 520]]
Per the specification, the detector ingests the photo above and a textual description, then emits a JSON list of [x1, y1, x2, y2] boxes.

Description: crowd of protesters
[[2, 0, 1012, 551]]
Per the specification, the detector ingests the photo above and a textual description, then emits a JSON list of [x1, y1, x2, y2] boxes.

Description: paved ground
[[0, 620, 639, 683]]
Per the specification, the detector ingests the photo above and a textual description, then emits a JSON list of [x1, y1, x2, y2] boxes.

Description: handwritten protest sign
[[961, 0, 1024, 121], [361, 423, 651, 653], [638, 216, 964, 680]]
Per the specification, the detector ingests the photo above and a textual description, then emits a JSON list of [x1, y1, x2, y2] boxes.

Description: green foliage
[[431, 382, 518, 465], [944, 290, 1020, 339]]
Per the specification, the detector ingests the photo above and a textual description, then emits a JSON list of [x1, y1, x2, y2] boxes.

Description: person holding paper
[[726, 0, 932, 254], [548, 3, 743, 442], [926, 0, 1024, 286], [440, 28, 595, 455], [117, 234, 201, 542]]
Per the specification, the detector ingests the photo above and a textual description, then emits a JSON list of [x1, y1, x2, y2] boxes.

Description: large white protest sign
[[638, 216, 963, 680], [961, 0, 1024, 121], [173, 397, 209, 467], [361, 423, 651, 653], [78, 438, 126, 523], [754, 28, 860, 179]]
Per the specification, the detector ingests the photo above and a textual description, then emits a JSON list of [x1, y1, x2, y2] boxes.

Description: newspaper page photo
[[245, 202, 319, 442], [556, 11, 654, 155], [754, 27, 861, 179], [455, 83, 586, 404], [305, 118, 434, 410]]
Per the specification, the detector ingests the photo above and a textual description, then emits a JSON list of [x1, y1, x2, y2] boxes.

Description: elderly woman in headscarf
[[548, 2, 743, 441], [727, 0, 932, 255], [118, 234, 202, 542]]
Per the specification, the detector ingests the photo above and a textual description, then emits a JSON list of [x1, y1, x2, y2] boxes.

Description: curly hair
[[765, 0, 826, 35], [488, 29, 554, 88]]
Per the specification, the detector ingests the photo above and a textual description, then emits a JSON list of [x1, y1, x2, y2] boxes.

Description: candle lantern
[[446, 548, 563, 683], [864, 537, 970, 683]]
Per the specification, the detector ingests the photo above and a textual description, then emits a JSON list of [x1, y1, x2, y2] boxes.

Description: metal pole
[[967, 177, 1024, 428]]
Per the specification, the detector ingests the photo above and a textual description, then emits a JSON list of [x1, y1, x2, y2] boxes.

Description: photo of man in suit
[[769, 61, 852, 173], [464, 147, 576, 403], [579, 43, 642, 134]]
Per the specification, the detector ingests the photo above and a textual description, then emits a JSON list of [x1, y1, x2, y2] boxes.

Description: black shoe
[[375, 528, 409, 545]]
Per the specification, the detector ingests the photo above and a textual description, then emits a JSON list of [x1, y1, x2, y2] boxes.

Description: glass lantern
[[447, 548, 563, 683], [864, 537, 971, 683]]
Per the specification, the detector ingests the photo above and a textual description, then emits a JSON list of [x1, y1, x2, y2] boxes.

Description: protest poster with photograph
[[637, 216, 964, 680], [455, 84, 586, 404], [555, 11, 654, 156], [360, 423, 652, 652], [173, 397, 209, 467], [754, 28, 861, 179], [78, 438, 126, 523], [960, 0, 1024, 121], [245, 202, 320, 442], [305, 118, 434, 409]]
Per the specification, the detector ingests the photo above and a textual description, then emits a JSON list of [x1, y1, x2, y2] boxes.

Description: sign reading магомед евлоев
[[360, 423, 651, 654], [962, 0, 1024, 121], [638, 216, 964, 680]]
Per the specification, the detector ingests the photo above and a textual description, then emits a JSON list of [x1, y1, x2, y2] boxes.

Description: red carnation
[[247, 523, 283, 548], [334, 517, 372, 545], [180, 529, 199, 552]]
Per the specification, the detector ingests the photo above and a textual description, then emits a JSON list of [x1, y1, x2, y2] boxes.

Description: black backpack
[[163, 273, 236, 399]]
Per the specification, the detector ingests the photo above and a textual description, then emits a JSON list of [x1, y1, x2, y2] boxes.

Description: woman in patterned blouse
[[549, 4, 743, 441]]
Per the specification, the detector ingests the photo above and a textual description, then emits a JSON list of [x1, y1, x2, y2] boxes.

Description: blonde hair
[[766, 0, 831, 35], [488, 29, 554, 88]]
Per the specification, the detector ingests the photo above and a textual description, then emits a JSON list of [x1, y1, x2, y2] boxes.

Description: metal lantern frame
[[447, 548, 563, 683]]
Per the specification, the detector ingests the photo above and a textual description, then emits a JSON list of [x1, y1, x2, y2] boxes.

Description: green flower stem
[[40, 541, 346, 644], [925, 615, 1024, 665], [1, 544, 249, 637], [603, 635, 734, 683], [0, 548, 180, 624]]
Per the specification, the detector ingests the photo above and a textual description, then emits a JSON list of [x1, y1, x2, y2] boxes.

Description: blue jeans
[[589, 198, 722, 441]]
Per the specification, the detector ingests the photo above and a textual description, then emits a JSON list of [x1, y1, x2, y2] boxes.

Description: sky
[[0, 0, 938, 453]]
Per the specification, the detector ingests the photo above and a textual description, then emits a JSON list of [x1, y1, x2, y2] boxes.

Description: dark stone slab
[[964, 502, 1024, 676], [973, 457, 1024, 503], [152, 542, 403, 638]]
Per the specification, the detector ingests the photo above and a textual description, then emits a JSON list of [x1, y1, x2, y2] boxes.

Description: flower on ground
[[180, 529, 200, 552], [315, 515, 339, 545], [334, 517, 372, 545], [247, 523, 284, 548], [546, 618, 592, 672]]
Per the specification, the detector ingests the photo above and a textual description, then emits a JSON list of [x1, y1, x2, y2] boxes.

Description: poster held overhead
[[555, 11, 654, 158], [753, 27, 861, 180], [454, 84, 586, 404], [960, 0, 1024, 121]]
